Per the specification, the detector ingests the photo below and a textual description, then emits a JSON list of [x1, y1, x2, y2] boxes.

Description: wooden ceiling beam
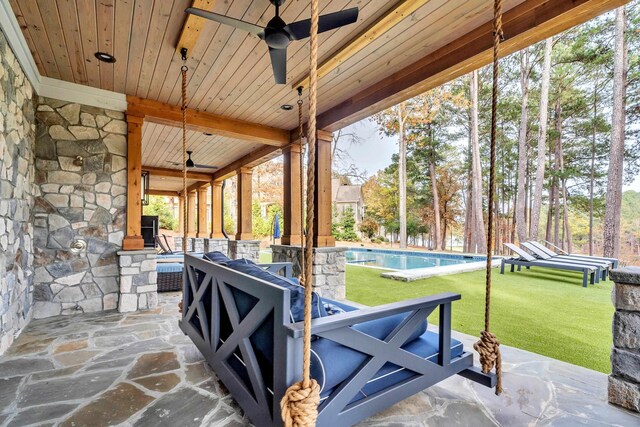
[[127, 96, 290, 146], [143, 165, 214, 181], [213, 144, 286, 181], [293, 0, 431, 90], [148, 190, 181, 197], [187, 181, 209, 193], [176, 0, 216, 56], [316, 0, 629, 131]]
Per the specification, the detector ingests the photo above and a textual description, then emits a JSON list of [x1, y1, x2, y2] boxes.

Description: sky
[[340, 118, 640, 193]]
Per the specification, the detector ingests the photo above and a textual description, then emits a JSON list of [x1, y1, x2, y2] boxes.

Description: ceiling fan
[[168, 151, 219, 170], [186, 0, 359, 84]]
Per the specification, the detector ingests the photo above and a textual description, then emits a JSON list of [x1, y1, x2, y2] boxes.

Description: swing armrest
[[285, 292, 461, 339]]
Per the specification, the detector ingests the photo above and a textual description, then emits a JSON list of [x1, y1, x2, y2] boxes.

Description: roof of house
[[332, 179, 364, 203]]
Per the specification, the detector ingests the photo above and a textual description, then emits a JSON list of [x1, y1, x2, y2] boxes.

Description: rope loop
[[280, 380, 321, 427], [474, 331, 503, 395]]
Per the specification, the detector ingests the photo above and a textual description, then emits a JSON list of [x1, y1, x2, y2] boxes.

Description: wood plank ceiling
[[11, 0, 527, 134]]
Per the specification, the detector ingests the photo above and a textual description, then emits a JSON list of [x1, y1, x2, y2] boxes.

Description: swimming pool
[[345, 248, 486, 270]]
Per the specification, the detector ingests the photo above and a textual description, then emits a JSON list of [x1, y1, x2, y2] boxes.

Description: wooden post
[[122, 115, 145, 250], [281, 143, 302, 245], [210, 180, 224, 238], [178, 195, 185, 234], [197, 186, 209, 238], [314, 130, 335, 247], [187, 191, 197, 237], [235, 167, 253, 240]]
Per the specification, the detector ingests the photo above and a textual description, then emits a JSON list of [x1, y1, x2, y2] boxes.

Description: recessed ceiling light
[[281, 104, 293, 111], [203, 132, 213, 136], [94, 52, 116, 63]]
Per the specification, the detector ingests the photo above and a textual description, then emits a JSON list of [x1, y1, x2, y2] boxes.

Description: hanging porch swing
[[178, 0, 505, 425]]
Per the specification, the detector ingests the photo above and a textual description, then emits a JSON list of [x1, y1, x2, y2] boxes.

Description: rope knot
[[280, 380, 320, 427], [474, 330, 503, 395]]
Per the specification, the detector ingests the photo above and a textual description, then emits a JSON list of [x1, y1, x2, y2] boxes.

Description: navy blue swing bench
[[179, 252, 496, 426]]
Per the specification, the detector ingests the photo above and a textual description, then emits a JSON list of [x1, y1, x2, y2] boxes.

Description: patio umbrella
[[273, 213, 281, 239]]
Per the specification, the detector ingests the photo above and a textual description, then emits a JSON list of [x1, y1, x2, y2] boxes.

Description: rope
[[298, 89, 306, 278], [281, 0, 321, 424], [178, 53, 188, 314], [473, 0, 503, 396]]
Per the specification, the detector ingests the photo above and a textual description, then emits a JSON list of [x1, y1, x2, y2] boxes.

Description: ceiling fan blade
[[193, 164, 219, 170], [186, 7, 264, 36], [284, 7, 359, 41], [269, 47, 287, 84]]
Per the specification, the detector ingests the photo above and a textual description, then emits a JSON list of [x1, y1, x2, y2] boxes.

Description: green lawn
[[346, 265, 614, 373]]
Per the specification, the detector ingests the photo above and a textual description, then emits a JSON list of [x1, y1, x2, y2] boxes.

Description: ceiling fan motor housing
[[265, 16, 291, 48]]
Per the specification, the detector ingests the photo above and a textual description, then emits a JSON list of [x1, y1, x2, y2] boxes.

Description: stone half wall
[[0, 30, 37, 354], [32, 97, 127, 318]]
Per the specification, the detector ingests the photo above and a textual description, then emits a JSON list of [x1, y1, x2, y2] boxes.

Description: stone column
[[609, 267, 640, 413], [236, 167, 253, 240], [204, 238, 229, 256], [229, 240, 260, 262], [314, 130, 335, 247], [174, 236, 184, 252], [282, 144, 303, 245], [211, 181, 225, 238], [122, 114, 144, 250], [187, 191, 197, 237], [197, 186, 209, 238], [271, 245, 346, 300], [117, 250, 158, 312], [192, 238, 204, 253]]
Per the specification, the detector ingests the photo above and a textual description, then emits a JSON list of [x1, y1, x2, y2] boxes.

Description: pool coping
[[380, 259, 503, 282]]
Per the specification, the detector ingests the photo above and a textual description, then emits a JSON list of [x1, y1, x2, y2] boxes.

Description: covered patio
[[1, 0, 639, 425]]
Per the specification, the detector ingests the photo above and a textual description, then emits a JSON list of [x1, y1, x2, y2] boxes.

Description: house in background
[[332, 178, 365, 233]]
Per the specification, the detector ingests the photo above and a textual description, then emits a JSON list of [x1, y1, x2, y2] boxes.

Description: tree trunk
[[398, 104, 408, 249], [470, 70, 486, 252], [515, 49, 530, 243], [589, 81, 597, 256], [603, 6, 627, 259], [430, 159, 441, 250], [530, 37, 553, 240], [553, 101, 562, 247]]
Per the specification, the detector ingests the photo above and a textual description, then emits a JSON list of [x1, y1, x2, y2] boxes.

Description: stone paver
[[0, 293, 638, 427]]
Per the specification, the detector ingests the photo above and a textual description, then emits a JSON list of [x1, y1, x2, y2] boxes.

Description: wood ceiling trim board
[[270, 0, 477, 125], [176, 0, 217, 55], [127, 96, 290, 146], [167, 0, 261, 106], [16, 0, 60, 79], [36, 0, 74, 82], [148, 189, 181, 197], [55, 0, 88, 84], [213, 0, 364, 119], [124, 0, 154, 94], [192, 0, 311, 110], [135, 0, 174, 97], [293, 0, 433, 90], [143, 166, 214, 181], [317, 0, 629, 131], [112, 0, 134, 93], [8, 0, 45, 76], [76, 0, 100, 87], [187, 180, 209, 192], [212, 144, 286, 181], [96, 0, 115, 90], [258, 0, 464, 126]]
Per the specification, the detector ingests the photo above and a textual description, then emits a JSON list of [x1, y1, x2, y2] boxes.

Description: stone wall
[[609, 268, 640, 413], [271, 245, 346, 300], [32, 97, 127, 318], [117, 250, 158, 312], [0, 30, 37, 354]]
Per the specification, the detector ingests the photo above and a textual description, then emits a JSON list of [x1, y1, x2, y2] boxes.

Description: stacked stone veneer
[[32, 97, 127, 318], [229, 240, 260, 262], [117, 250, 158, 312], [609, 267, 640, 413], [0, 30, 37, 354], [271, 245, 346, 300], [204, 238, 228, 255]]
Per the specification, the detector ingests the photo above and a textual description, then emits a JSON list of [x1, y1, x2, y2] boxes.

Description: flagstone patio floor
[[0, 292, 638, 427]]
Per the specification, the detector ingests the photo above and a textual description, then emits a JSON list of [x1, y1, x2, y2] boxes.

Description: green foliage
[[143, 196, 177, 231], [251, 202, 284, 238], [358, 218, 379, 239], [333, 206, 359, 241]]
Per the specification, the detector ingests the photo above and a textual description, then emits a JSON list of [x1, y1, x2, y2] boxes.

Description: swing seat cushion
[[311, 298, 463, 401], [203, 251, 231, 264], [225, 258, 327, 321]]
